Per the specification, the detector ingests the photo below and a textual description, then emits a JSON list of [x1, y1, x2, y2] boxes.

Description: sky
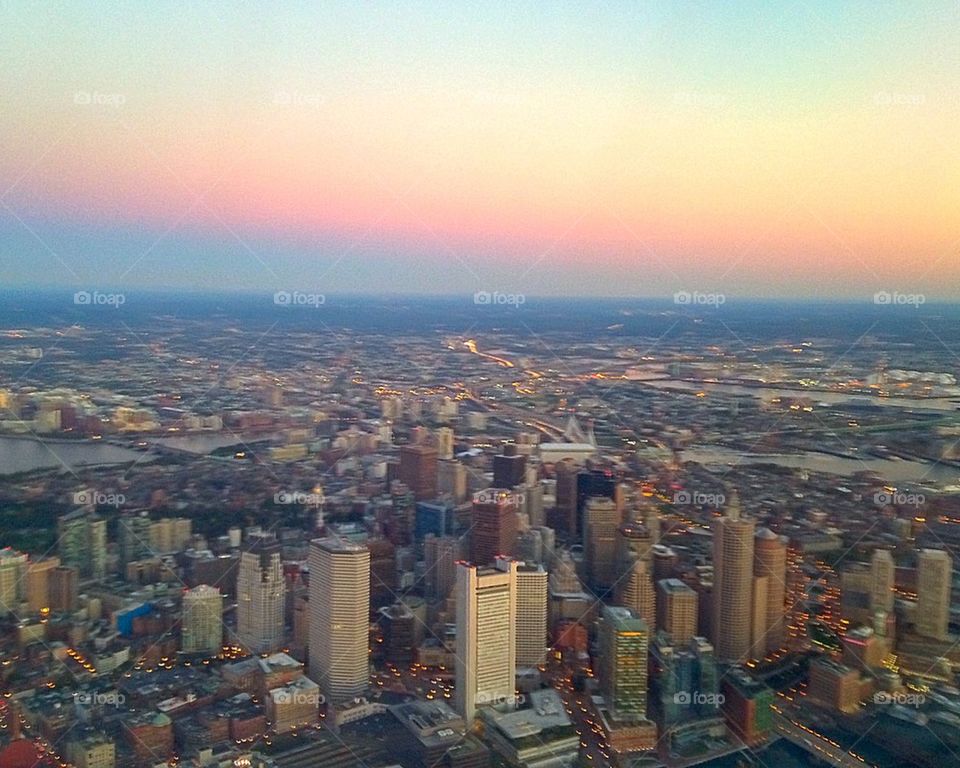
[[1, 1, 958, 299]]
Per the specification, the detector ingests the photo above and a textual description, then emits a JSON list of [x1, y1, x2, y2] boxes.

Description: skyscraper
[[584, 496, 620, 592], [58, 509, 107, 582], [554, 459, 579, 540], [399, 444, 439, 501], [49, 566, 78, 612], [916, 549, 952, 640], [870, 549, 895, 615], [455, 559, 517, 722], [181, 584, 223, 654], [615, 521, 657, 627], [515, 563, 548, 668], [754, 528, 787, 655], [711, 497, 755, 662], [436, 427, 455, 460], [309, 538, 370, 704], [236, 536, 285, 653], [493, 442, 526, 489], [0, 549, 27, 617], [600, 605, 649, 720], [617, 557, 656, 629], [25, 557, 60, 614], [470, 489, 519, 566], [424, 535, 460, 599], [657, 578, 698, 645], [118, 512, 153, 569]]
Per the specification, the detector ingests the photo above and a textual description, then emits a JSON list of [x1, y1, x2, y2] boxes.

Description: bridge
[[773, 712, 873, 768]]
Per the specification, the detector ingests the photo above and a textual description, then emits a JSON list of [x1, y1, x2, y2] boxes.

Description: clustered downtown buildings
[[0, 317, 958, 767]]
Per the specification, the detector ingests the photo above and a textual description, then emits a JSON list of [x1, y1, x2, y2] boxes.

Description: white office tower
[[455, 559, 517, 722], [309, 538, 371, 704], [181, 584, 223, 654], [236, 538, 286, 654], [916, 549, 952, 641], [515, 562, 548, 668], [711, 494, 755, 662]]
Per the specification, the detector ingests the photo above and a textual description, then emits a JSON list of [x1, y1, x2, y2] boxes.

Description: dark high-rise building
[[378, 602, 416, 664], [368, 537, 397, 607], [399, 444, 438, 501], [584, 496, 620, 592], [470, 489, 519, 566], [576, 469, 620, 537], [493, 443, 526, 489], [415, 500, 453, 541], [554, 460, 579, 540], [49, 566, 78, 612]]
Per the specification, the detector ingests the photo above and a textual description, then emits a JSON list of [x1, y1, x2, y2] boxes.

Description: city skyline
[[2, 1, 959, 299], [3, 4, 960, 766]]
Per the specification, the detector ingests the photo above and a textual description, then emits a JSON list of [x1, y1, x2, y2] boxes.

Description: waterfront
[[0, 436, 145, 475], [639, 379, 960, 413], [682, 445, 960, 487]]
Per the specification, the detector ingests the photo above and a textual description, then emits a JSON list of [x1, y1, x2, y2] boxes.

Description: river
[[0, 436, 146, 475], [682, 445, 960, 487], [639, 379, 960, 412]]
